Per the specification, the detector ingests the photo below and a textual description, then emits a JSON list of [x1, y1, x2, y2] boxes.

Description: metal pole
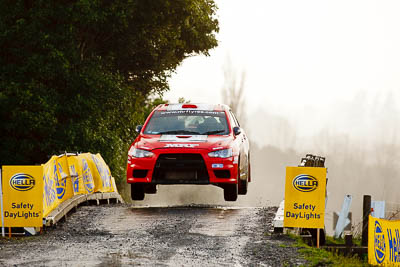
[[0, 169, 5, 237]]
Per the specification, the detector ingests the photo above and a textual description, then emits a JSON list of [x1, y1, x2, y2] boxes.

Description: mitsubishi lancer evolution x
[[126, 103, 250, 201]]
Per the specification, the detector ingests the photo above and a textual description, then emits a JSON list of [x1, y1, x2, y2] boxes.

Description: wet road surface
[[0, 204, 307, 266]]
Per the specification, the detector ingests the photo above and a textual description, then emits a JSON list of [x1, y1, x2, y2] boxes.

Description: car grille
[[152, 153, 209, 184]]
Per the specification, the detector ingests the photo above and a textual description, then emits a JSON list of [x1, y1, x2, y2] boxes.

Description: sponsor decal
[[4, 202, 40, 220], [164, 143, 199, 148], [386, 226, 400, 263], [69, 164, 80, 193], [55, 161, 67, 199], [4, 210, 40, 219], [91, 155, 111, 188], [82, 159, 94, 193], [159, 110, 224, 116], [43, 172, 56, 207], [160, 135, 207, 142], [285, 203, 320, 220], [374, 220, 386, 264], [292, 174, 318, 192], [9, 173, 35, 191]]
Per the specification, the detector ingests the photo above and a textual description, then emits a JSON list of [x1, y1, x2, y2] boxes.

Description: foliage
[[178, 97, 191, 104], [0, 0, 219, 184]]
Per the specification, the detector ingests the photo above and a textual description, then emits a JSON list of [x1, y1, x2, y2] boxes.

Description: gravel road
[[0, 204, 308, 266]]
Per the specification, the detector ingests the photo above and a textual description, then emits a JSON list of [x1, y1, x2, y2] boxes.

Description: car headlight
[[128, 147, 154, 158], [208, 148, 233, 158]]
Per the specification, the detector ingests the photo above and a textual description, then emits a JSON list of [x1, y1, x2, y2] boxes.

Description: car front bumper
[[127, 149, 238, 185]]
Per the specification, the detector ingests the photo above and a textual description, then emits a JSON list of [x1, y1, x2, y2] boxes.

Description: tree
[[0, 0, 219, 183]]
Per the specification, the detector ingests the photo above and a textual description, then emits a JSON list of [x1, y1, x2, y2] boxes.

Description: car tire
[[224, 184, 238, 201], [131, 184, 145, 200]]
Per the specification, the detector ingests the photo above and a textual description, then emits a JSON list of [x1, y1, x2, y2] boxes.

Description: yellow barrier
[[90, 153, 114, 193], [369, 215, 400, 266], [1, 153, 116, 226], [42, 156, 61, 218], [66, 155, 86, 195]]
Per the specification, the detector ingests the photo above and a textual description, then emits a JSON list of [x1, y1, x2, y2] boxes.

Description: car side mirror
[[233, 126, 241, 136], [136, 125, 143, 133]]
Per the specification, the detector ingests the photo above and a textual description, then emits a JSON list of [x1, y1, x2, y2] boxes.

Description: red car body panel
[[127, 135, 239, 184]]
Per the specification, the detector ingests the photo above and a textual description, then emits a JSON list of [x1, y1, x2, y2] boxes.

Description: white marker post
[[334, 195, 352, 238], [0, 169, 4, 237]]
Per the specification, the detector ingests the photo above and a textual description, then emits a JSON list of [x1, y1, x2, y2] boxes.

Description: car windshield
[[143, 110, 230, 135]]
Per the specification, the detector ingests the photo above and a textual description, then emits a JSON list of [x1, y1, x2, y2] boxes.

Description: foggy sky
[[165, 0, 400, 138], [161, 0, 400, 234]]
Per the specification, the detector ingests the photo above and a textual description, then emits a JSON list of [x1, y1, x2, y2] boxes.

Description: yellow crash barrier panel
[[55, 155, 74, 202], [80, 153, 104, 193], [66, 155, 86, 195], [92, 154, 113, 193], [77, 154, 95, 194], [42, 157, 61, 218]]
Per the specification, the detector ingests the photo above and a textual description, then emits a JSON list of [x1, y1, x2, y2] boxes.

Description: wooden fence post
[[361, 195, 371, 246]]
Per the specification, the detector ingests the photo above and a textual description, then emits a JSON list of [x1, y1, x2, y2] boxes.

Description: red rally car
[[126, 103, 250, 201]]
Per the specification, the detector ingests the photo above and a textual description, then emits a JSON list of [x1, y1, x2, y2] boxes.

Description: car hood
[[135, 134, 233, 151]]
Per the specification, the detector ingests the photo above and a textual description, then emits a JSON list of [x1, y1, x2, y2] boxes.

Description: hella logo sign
[[10, 173, 36, 191], [374, 220, 386, 264], [292, 174, 318, 192]]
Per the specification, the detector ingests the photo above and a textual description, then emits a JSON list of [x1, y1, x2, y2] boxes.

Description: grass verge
[[289, 234, 370, 266]]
